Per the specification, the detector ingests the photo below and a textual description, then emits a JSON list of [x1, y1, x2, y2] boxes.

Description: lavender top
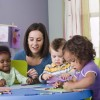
[[74, 61, 100, 100]]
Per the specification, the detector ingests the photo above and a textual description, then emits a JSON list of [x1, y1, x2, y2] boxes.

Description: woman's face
[[63, 50, 84, 71], [28, 30, 43, 55]]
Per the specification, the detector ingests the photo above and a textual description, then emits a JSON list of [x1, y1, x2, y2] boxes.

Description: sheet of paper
[[10, 84, 44, 89], [0, 26, 8, 42], [35, 87, 70, 93]]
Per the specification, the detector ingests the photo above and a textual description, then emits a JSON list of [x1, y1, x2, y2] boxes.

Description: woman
[[13, 23, 51, 83]]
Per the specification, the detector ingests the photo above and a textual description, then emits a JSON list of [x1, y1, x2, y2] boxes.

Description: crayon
[[24, 93, 38, 96]]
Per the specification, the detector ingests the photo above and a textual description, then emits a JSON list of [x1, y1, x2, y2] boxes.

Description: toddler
[[61, 35, 100, 100], [0, 45, 33, 86], [39, 38, 75, 84]]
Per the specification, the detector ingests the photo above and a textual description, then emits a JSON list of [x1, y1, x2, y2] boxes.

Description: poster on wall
[[0, 24, 20, 48], [10, 27, 20, 48], [0, 26, 8, 42]]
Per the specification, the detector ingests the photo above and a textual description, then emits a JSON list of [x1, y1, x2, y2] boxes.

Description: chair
[[11, 60, 28, 84], [94, 58, 100, 68], [86, 97, 92, 100]]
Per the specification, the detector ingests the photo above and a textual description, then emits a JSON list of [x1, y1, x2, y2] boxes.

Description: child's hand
[[27, 68, 38, 79], [26, 78, 33, 84], [60, 73, 70, 80], [63, 81, 83, 92], [42, 73, 52, 80], [0, 79, 6, 86], [53, 81, 63, 88], [63, 81, 74, 91], [0, 87, 11, 92]]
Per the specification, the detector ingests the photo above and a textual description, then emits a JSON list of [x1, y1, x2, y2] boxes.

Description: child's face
[[0, 53, 11, 73], [63, 50, 84, 71], [50, 48, 64, 66]]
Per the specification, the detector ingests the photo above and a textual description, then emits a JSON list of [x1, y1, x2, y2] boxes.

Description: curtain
[[81, 0, 91, 40], [64, 0, 81, 40], [64, 0, 100, 60], [99, 0, 100, 58]]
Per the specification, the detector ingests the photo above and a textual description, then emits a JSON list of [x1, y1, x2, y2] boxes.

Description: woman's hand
[[26, 78, 33, 84], [27, 68, 38, 79]]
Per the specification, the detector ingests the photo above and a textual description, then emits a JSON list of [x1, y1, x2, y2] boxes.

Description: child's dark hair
[[63, 35, 96, 62], [0, 45, 11, 58], [51, 38, 66, 52]]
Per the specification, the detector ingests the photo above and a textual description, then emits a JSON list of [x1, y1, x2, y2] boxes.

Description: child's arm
[[39, 73, 53, 83], [42, 73, 53, 80], [53, 74, 76, 89], [39, 64, 53, 83], [63, 72, 96, 91], [60, 68, 75, 80], [60, 73, 71, 80], [14, 68, 29, 84], [0, 73, 6, 86]]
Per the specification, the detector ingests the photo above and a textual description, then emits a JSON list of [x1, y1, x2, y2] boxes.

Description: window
[[89, 0, 100, 57]]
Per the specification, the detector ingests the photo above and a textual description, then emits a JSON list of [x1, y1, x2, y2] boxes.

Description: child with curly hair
[[58, 35, 100, 100]]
